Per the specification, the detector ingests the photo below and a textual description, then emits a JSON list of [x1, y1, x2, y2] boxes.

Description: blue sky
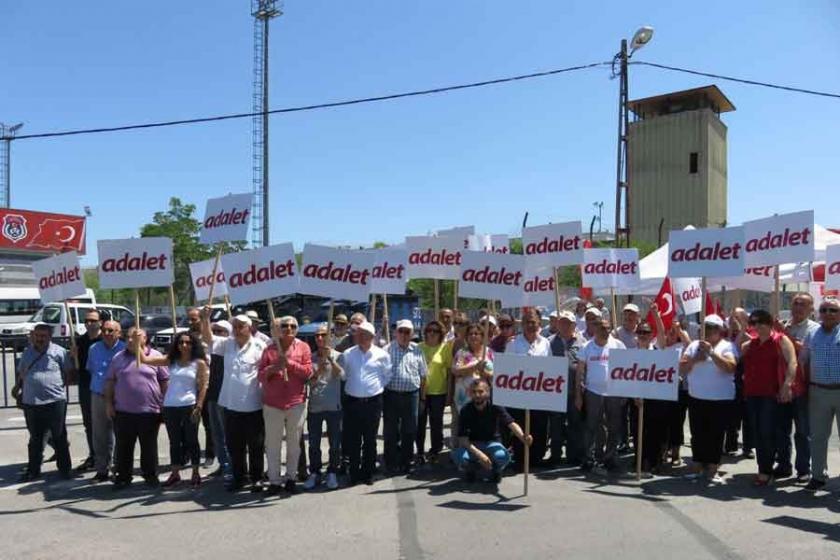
[[3, 1, 839, 264]]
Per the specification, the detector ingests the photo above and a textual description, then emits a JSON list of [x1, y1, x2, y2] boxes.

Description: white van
[[0, 286, 43, 325], [1, 300, 134, 338]]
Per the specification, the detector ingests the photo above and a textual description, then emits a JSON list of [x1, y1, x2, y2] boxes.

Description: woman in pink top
[[258, 316, 312, 494]]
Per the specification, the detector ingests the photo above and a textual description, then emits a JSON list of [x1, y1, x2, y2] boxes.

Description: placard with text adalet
[[826, 244, 840, 291], [300, 244, 374, 302], [405, 235, 464, 280], [369, 248, 408, 295], [458, 251, 524, 303], [492, 354, 569, 412], [673, 277, 703, 315], [98, 238, 174, 289], [668, 226, 745, 278], [743, 210, 814, 267], [190, 258, 228, 301], [32, 251, 87, 304], [436, 225, 475, 249], [522, 221, 584, 269], [519, 266, 558, 308], [199, 193, 253, 245], [582, 248, 640, 290], [605, 348, 680, 401], [220, 243, 298, 306]]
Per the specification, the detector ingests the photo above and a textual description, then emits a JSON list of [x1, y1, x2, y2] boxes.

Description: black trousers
[[344, 394, 382, 482], [641, 399, 670, 469], [688, 397, 733, 466], [417, 394, 446, 456], [224, 409, 264, 484], [163, 405, 201, 467], [114, 411, 160, 482], [25, 401, 71, 476], [78, 385, 94, 460], [201, 403, 214, 460], [666, 389, 689, 448], [508, 408, 549, 467]]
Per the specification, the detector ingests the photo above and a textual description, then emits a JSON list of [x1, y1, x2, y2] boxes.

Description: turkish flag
[[705, 292, 716, 317], [26, 218, 86, 252], [646, 277, 676, 336], [579, 239, 593, 300]]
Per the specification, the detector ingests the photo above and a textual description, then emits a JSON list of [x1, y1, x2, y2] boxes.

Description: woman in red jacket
[[740, 309, 797, 487]]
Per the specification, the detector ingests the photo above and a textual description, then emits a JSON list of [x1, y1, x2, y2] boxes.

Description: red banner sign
[[0, 208, 86, 254]]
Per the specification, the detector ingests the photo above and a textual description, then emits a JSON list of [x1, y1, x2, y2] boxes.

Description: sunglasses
[[819, 307, 839, 314], [636, 331, 652, 336], [499, 323, 514, 329], [397, 329, 412, 334], [454, 321, 470, 327], [425, 329, 442, 334], [211, 329, 227, 335], [279, 324, 298, 330], [315, 333, 328, 338], [102, 328, 116, 334], [85, 318, 100, 324]]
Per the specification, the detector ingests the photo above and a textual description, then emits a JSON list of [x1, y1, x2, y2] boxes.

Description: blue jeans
[[747, 396, 779, 475], [776, 395, 810, 475], [451, 442, 510, 474], [205, 401, 230, 473], [308, 410, 342, 474], [382, 389, 420, 470]]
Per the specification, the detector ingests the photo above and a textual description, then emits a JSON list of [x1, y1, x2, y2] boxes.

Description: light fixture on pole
[[613, 26, 654, 248]]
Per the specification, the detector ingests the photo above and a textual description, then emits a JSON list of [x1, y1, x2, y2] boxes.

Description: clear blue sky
[[3, 1, 839, 264]]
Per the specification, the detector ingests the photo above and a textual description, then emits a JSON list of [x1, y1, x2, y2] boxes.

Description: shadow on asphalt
[[764, 515, 840, 543]]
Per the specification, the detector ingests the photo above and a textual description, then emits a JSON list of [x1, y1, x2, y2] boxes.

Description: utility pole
[[593, 201, 604, 233], [0, 123, 23, 208], [251, 1, 281, 247]]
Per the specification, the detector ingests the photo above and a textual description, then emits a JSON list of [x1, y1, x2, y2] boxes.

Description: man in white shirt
[[576, 318, 627, 473], [340, 321, 392, 485], [505, 308, 552, 470], [201, 309, 267, 492]]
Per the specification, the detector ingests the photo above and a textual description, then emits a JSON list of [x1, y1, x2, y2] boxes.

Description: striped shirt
[[804, 324, 840, 385], [384, 341, 427, 392]]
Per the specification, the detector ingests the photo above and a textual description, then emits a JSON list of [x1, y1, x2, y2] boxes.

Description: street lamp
[[613, 26, 654, 248]]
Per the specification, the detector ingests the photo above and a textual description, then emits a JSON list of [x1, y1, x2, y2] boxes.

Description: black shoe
[[284, 480, 297, 494], [772, 467, 793, 479], [363, 478, 374, 486], [742, 449, 755, 460], [603, 460, 621, 473], [805, 478, 825, 492], [17, 471, 40, 483], [266, 484, 283, 495], [59, 470, 73, 480], [209, 467, 224, 478], [491, 471, 502, 484], [250, 482, 264, 493], [75, 457, 95, 472], [45, 452, 57, 463], [580, 461, 594, 473], [464, 470, 477, 483], [92, 472, 110, 483], [112, 479, 131, 491], [225, 480, 244, 492], [144, 476, 160, 488]]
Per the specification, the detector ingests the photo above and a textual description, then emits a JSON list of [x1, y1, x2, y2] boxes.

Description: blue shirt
[[384, 341, 427, 392], [86, 339, 126, 395], [19, 342, 71, 405], [805, 324, 840, 385]]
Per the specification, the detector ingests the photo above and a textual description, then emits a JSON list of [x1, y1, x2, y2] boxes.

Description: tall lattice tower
[[0, 123, 23, 208], [251, 1, 281, 247]]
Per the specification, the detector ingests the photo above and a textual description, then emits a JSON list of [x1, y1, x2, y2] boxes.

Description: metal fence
[[1, 335, 78, 409]]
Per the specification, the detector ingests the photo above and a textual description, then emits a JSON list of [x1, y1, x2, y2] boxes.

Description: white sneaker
[[706, 473, 725, 485], [326, 472, 338, 490], [303, 473, 319, 490]]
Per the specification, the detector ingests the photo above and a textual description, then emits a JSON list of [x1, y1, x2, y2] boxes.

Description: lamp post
[[613, 26, 653, 248]]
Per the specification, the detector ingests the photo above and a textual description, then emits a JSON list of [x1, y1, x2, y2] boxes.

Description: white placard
[[826, 244, 840, 291], [369, 248, 408, 295], [520, 266, 558, 308], [221, 243, 298, 306], [668, 226, 745, 278], [458, 251, 523, 303], [199, 193, 253, 245], [605, 349, 680, 401], [405, 235, 464, 280], [189, 258, 228, 301], [436, 225, 475, 248], [492, 354, 569, 412], [300, 244, 374, 302], [523, 221, 584, 269], [673, 277, 703, 315], [743, 210, 814, 267], [582, 248, 640, 290], [98, 238, 174, 289], [467, 234, 510, 254], [32, 252, 86, 304]]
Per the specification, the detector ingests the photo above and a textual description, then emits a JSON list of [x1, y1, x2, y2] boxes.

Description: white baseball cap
[[480, 315, 498, 326], [232, 314, 252, 327], [704, 314, 725, 328], [557, 310, 576, 322], [395, 319, 414, 331], [584, 307, 602, 318], [212, 320, 232, 334], [357, 321, 375, 336], [623, 303, 640, 314]]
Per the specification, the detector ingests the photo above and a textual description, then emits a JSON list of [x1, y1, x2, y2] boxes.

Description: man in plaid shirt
[[383, 319, 428, 474]]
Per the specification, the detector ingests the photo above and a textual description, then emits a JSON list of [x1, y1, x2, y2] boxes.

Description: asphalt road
[[0, 404, 838, 559]]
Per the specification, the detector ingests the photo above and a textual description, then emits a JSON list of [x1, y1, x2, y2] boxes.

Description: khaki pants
[[91, 393, 114, 475], [808, 386, 840, 482], [264, 403, 306, 485]]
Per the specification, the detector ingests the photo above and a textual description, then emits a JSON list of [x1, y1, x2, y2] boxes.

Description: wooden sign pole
[[524, 409, 531, 496], [207, 244, 224, 304], [382, 293, 391, 344], [63, 300, 79, 369], [636, 399, 645, 481], [433, 279, 440, 319], [610, 288, 618, 328], [168, 285, 179, 337], [224, 295, 232, 319], [700, 277, 708, 340], [370, 293, 377, 327], [771, 265, 781, 318], [553, 267, 562, 316], [134, 289, 142, 368], [265, 299, 287, 381]]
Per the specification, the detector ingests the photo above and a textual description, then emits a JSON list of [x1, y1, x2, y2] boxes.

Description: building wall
[[628, 108, 728, 246]]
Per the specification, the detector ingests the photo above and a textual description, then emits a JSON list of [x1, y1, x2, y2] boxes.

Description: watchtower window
[[689, 152, 699, 174]]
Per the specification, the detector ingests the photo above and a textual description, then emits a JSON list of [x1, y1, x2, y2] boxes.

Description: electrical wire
[[632, 60, 840, 100], [11, 62, 611, 141]]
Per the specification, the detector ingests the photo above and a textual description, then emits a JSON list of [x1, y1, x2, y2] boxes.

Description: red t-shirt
[[743, 332, 785, 398]]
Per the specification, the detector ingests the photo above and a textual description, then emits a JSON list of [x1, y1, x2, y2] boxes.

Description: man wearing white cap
[[201, 309, 267, 492], [613, 304, 641, 349], [340, 321, 392, 485], [548, 310, 587, 466], [383, 319, 427, 474], [541, 311, 560, 339], [582, 307, 603, 341]]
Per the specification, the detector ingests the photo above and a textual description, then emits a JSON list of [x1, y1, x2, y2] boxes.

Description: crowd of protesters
[[12, 293, 840, 495]]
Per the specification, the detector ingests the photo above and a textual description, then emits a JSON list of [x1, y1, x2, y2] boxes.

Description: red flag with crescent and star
[[647, 277, 676, 337]]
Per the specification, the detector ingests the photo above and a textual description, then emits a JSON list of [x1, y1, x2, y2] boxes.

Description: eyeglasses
[[397, 329, 411, 335], [425, 329, 442, 335], [636, 331, 652, 337], [499, 323, 513, 329], [102, 328, 116, 334], [211, 330, 227, 335], [84, 318, 100, 324], [819, 307, 839, 314], [279, 324, 297, 330], [315, 333, 327, 338], [454, 321, 470, 327]]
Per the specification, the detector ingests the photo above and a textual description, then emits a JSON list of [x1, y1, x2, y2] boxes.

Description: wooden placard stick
[[265, 299, 287, 381], [134, 289, 142, 368], [524, 409, 531, 496], [382, 293, 391, 344], [636, 399, 645, 481], [207, 244, 224, 304], [168, 285, 178, 338], [64, 300, 79, 369]]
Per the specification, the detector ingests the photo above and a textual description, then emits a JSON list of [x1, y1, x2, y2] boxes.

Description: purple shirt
[[105, 347, 169, 414]]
